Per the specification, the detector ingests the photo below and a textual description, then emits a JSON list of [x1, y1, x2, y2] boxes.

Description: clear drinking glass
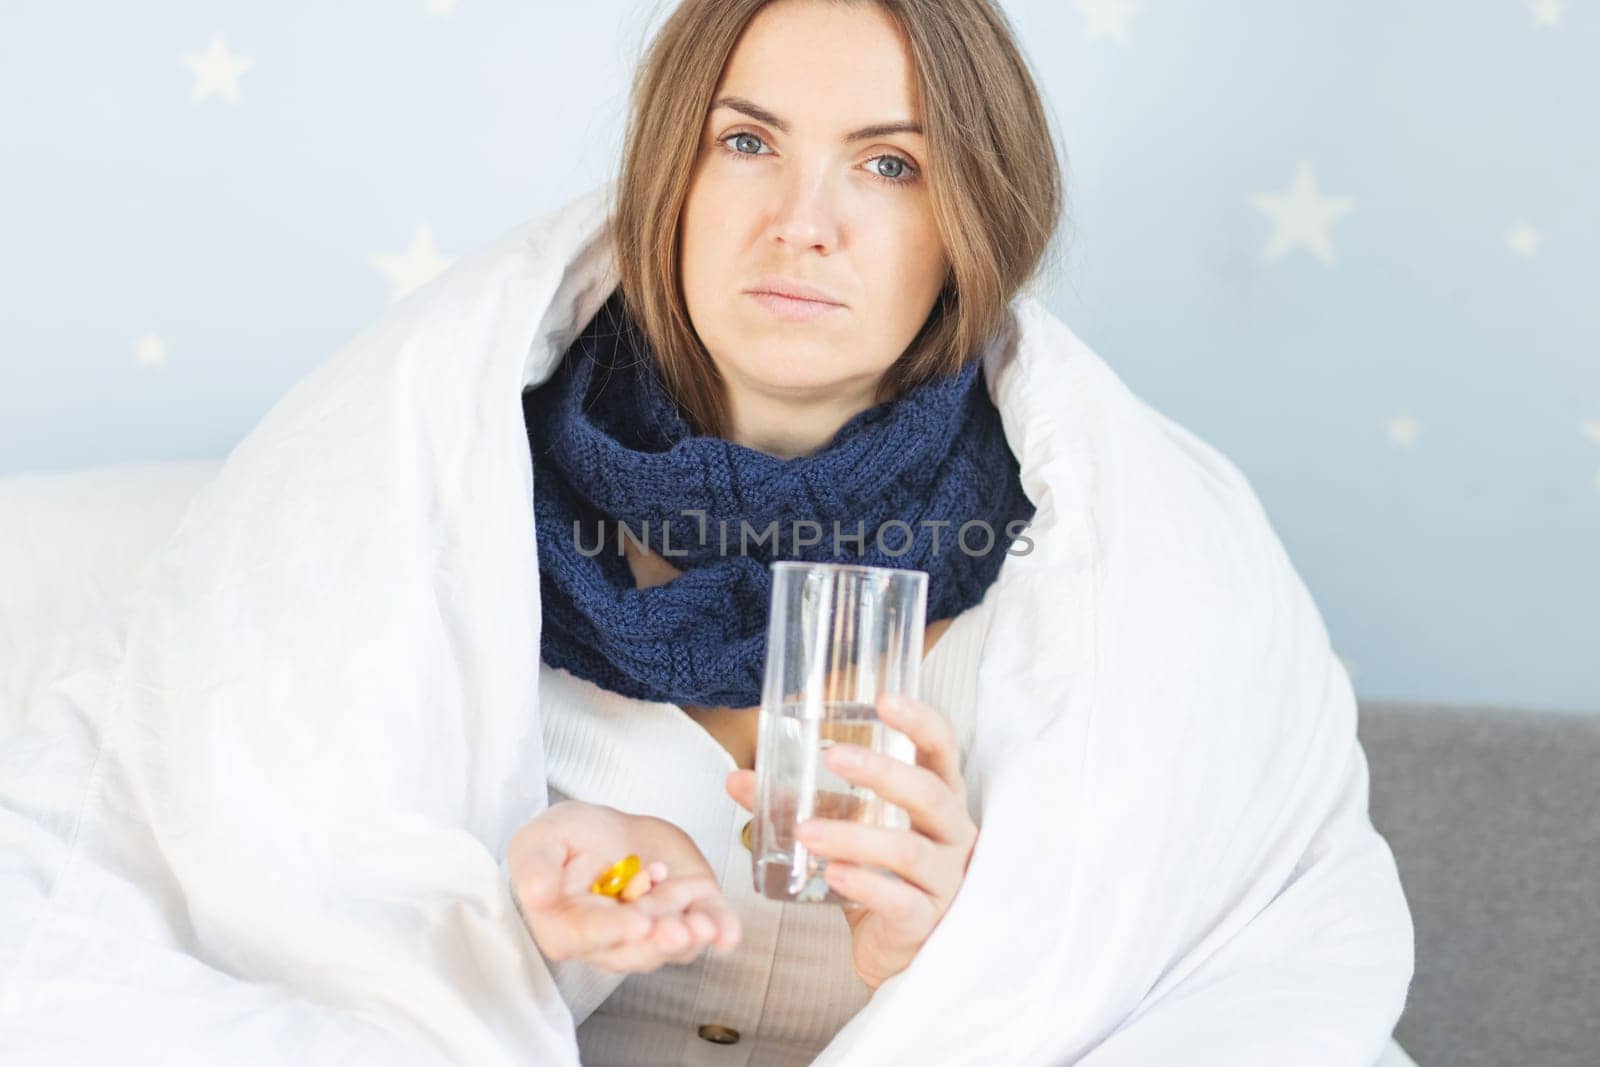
[[750, 560, 929, 904]]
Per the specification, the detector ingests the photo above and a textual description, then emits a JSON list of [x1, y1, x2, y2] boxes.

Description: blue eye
[[870, 155, 911, 182], [715, 131, 920, 187], [724, 131, 768, 157]]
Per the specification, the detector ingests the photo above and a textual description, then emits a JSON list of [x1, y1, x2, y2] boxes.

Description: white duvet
[[0, 181, 1414, 1065]]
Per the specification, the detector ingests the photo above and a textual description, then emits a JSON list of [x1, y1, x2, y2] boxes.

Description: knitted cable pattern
[[522, 290, 1035, 707]]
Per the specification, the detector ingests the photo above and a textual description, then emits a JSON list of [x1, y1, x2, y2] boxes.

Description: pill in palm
[[591, 854, 641, 897]]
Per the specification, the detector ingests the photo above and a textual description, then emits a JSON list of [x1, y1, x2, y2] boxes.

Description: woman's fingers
[[798, 819, 945, 896], [876, 693, 965, 798], [538, 894, 650, 961], [586, 912, 703, 973], [643, 876, 741, 944], [682, 910, 717, 946], [650, 914, 696, 952], [621, 873, 706, 914], [629, 875, 738, 955], [818, 741, 969, 848], [544, 872, 739, 970], [686, 891, 742, 952], [644, 899, 739, 966]]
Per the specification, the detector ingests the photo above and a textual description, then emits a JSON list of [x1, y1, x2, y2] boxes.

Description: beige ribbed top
[[532, 589, 995, 1066]]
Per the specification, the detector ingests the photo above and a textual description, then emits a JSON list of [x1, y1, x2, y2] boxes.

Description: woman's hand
[[724, 692, 978, 991], [507, 800, 742, 974]]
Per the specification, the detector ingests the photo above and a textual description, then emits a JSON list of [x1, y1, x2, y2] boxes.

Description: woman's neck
[[721, 374, 885, 459]]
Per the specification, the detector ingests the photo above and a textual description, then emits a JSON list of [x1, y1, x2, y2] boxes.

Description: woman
[[0, 1, 1414, 1064], [511, 0, 1054, 1017]]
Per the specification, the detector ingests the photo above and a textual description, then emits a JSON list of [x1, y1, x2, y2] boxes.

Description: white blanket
[[0, 181, 1413, 1065]]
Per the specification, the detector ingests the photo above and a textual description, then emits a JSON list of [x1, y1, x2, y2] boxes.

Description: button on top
[[740, 818, 753, 852], [698, 1023, 741, 1045]]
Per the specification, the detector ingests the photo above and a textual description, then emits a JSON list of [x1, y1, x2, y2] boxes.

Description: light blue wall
[[1, 1, 1595, 712]]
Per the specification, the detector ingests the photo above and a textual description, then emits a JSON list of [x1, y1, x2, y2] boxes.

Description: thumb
[[725, 769, 756, 812], [524, 867, 559, 910], [527, 844, 576, 911], [510, 826, 572, 911]]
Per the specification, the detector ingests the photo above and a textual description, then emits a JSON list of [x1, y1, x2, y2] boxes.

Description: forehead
[[712, 1, 921, 127]]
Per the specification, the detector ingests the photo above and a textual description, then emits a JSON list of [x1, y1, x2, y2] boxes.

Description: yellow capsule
[[591, 854, 642, 898]]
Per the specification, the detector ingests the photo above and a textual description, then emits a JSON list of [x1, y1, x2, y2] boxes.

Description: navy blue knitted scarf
[[522, 291, 1035, 708]]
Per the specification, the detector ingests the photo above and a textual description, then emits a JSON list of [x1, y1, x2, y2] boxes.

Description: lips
[[753, 290, 837, 305], [747, 290, 845, 321], [744, 277, 845, 307], [750, 288, 839, 305]]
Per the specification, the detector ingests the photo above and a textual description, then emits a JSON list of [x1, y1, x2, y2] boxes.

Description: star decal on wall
[[1385, 415, 1421, 450], [1076, 0, 1140, 45], [1253, 162, 1355, 265], [1527, 0, 1567, 28], [133, 334, 169, 368], [183, 33, 254, 105], [368, 225, 454, 304], [1505, 221, 1542, 259]]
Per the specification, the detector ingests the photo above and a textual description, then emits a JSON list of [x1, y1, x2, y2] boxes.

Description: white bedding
[[0, 461, 221, 745], [0, 182, 1416, 1064]]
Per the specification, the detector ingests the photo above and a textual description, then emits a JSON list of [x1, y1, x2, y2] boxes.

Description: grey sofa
[[1359, 700, 1600, 1067]]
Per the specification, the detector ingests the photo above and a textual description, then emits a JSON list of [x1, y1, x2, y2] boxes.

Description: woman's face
[[679, 0, 949, 429]]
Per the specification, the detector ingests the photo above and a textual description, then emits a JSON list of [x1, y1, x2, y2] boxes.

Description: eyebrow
[[709, 95, 923, 141]]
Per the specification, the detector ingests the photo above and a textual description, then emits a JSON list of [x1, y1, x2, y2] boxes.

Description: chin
[[735, 363, 853, 396]]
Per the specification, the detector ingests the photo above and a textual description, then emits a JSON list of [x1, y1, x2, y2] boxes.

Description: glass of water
[[750, 560, 928, 904]]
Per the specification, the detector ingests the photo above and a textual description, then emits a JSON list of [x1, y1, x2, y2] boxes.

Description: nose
[[766, 172, 841, 255]]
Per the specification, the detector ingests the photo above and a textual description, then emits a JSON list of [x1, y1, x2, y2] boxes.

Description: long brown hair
[[609, 0, 1066, 438]]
